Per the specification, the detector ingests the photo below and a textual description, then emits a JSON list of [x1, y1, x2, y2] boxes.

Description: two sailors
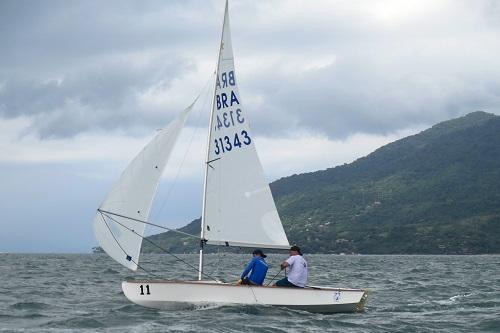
[[238, 246, 308, 288]]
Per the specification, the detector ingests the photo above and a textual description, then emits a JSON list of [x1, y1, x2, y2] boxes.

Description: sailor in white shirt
[[275, 246, 308, 288]]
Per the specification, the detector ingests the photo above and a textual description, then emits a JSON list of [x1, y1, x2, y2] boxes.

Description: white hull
[[122, 280, 368, 313]]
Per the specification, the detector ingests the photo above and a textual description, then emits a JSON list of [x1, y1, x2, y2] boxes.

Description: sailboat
[[93, 1, 368, 313]]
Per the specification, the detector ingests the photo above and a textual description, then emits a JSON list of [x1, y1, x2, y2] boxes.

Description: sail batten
[[202, 2, 290, 249], [92, 103, 194, 271], [206, 240, 290, 250]]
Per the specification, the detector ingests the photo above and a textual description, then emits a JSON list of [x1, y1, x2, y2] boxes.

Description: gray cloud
[[248, 57, 500, 139], [0, 0, 218, 71], [1, 0, 500, 139], [238, 0, 500, 138], [1, 57, 194, 138]]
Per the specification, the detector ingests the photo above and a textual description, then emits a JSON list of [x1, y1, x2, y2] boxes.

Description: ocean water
[[0, 253, 499, 333]]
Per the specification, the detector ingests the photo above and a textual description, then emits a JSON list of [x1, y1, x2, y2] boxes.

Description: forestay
[[93, 103, 194, 270], [202, 3, 289, 249]]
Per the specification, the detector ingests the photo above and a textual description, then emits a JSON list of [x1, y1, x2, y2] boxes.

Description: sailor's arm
[[241, 258, 255, 278], [280, 261, 289, 270]]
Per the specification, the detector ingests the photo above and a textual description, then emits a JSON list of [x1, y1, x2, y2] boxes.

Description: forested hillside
[[138, 111, 500, 254]]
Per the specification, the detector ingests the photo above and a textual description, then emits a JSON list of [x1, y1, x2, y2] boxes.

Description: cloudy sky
[[1, 0, 499, 252]]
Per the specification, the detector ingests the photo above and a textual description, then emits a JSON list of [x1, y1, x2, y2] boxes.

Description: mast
[[199, 0, 229, 280]]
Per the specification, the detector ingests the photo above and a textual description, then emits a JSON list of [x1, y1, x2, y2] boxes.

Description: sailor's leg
[[275, 278, 293, 287]]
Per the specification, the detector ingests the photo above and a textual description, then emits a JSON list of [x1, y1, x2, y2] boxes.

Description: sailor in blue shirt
[[238, 249, 269, 286]]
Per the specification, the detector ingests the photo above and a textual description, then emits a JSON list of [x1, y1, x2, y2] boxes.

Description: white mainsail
[[202, 3, 289, 249], [93, 102, 194, 270]]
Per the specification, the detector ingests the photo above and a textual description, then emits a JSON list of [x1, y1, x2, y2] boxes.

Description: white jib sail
[[202, 3, 289, 249], [93, 102, 195, 270]]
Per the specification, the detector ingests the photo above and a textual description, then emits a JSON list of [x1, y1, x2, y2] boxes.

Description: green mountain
[[140, 111, 500, 254]]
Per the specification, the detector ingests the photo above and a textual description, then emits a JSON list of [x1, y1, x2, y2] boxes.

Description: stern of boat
[[356, 289, 369, 312]]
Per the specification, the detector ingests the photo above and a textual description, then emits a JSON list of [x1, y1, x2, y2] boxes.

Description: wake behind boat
[[92, 0, 368, 314]]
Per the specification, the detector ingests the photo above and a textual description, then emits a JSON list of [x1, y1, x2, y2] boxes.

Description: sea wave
[[0, 254, 498, 333]]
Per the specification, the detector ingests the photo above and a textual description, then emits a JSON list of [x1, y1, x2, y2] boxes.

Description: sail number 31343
[[214, 131, 251, 155]]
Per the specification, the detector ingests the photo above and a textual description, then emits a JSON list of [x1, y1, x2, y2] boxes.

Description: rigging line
[[98, 209, 199, 239], [265, 268, 284, 286], [151, 72, 215, 223], [206, 157, 221, 164], [99, 212, 162, 279], [140, 236, 219, 282], [208, 247, 226, 279], [249, 285, 258, 303], [101, 211, 219, 282]]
